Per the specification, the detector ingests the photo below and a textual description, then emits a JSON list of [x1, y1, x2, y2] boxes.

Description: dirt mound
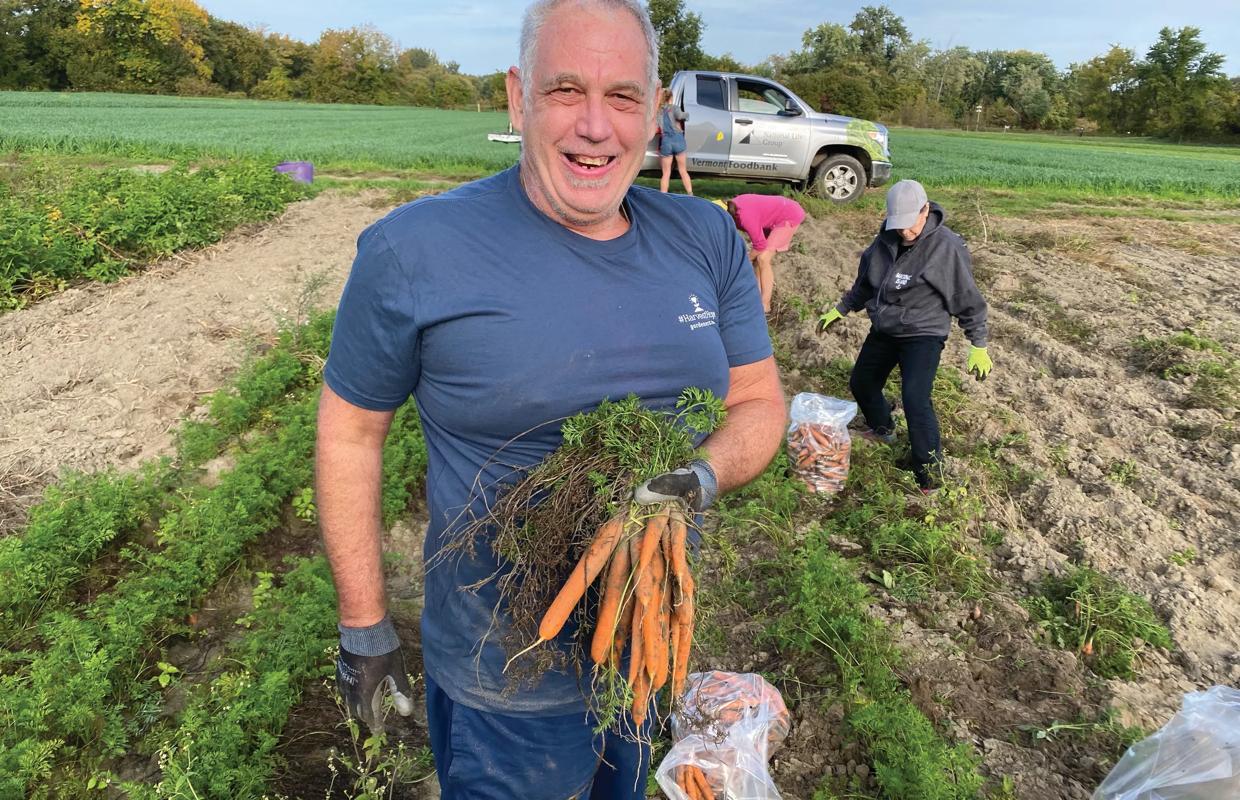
[[0, 191, 388, 529]]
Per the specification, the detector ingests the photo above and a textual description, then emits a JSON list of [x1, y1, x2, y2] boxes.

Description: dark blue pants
[[425, 673, 650, 800], [849, 331, 945, 487]]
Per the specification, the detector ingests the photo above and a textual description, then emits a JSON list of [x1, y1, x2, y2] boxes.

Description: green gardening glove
[[816, 307, 844, 333], [967, 346, 993, 381]]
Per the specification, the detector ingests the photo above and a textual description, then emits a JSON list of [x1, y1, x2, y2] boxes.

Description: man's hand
[[816, 308, 844, 333], [634, 459, 718, 513], [336, 617, 414, 734], [967, 346, 993, 381]]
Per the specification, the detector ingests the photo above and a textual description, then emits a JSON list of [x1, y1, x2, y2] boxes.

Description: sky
[[196, 0, 1240, 77]]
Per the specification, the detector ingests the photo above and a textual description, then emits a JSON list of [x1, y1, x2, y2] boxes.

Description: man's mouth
[[565, 153, 615, 170]]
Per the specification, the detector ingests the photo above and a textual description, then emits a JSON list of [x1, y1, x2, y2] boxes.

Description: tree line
[[0, 0, 504, 109], [3, 0, 1237, 140]]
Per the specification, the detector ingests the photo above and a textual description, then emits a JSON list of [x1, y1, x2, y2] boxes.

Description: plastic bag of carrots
[[654, 671, 790, 800], [786, 392, 858, 495]]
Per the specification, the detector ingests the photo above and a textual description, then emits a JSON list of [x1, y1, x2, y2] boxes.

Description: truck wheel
[[812, 155, 866, 203]]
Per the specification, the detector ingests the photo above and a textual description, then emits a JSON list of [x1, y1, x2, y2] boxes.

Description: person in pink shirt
[[718, 194, 806, 313]]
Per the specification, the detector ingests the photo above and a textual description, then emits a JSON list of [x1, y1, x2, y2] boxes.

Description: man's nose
[[575, 93, 615, 142]]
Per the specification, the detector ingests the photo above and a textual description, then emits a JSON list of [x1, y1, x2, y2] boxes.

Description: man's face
[[894, 204, 930, 243], [506, 3, 658, 239]]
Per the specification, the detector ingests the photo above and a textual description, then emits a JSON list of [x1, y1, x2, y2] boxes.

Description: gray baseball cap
[[884, 179, 928, 230]]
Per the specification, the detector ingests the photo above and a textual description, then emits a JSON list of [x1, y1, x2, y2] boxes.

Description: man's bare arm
[[316, 384, 396, 628], [698, 355, 786, 493]]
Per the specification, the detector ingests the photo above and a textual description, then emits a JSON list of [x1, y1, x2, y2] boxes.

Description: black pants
[[849, 330, 945, 487]]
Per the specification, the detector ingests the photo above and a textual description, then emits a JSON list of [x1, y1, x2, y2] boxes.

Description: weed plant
[[1026, 566, 1172, 679], [1131, 331, 1238, 411]]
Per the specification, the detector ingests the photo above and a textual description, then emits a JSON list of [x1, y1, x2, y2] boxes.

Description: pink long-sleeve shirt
[[731, 194, 806, 251]]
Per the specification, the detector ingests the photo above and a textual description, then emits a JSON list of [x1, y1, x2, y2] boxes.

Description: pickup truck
[[642, 70, 892, 203]]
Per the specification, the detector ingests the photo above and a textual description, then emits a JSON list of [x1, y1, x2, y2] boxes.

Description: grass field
[[5, 92, 1239, 200], [0, 92, 518, 174], [892, 128, 1240, 200]]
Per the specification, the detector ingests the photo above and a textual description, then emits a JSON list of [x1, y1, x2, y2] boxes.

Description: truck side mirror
[[778, 100, 802, 117]]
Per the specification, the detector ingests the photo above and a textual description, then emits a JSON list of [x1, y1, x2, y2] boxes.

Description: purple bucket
[[275, 160, 314, 184]]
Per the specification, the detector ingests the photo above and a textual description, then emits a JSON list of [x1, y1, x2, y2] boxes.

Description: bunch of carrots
[[533, 501, 694, 729]]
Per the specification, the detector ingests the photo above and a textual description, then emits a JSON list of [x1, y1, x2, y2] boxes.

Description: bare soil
[[762, 207, 1240, 798], [0, 191, 384, 531], [3, 188, 1237, 799]]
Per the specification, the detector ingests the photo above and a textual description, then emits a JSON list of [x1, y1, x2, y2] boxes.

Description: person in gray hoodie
[[817, 179, 992, 492]]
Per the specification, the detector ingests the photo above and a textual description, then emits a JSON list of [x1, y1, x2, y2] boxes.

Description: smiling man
[[315, 1, 786, 798]]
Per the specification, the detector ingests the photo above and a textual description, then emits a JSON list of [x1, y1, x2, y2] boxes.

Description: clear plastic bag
[[786, 393, 858, 495], [1093, 686, 1240, 799], [655, 671, 791, 800]]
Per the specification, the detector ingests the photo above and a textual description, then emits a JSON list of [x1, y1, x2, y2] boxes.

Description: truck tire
[[811, 154, 866, 204]]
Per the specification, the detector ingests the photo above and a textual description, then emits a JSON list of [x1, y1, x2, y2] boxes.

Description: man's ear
[[647, 81, 662, 139], [506, 66, 524, 132]]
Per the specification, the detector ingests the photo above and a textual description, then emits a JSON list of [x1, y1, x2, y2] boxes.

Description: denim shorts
[[659, 132, 686, 157], [425, 672, 651, 799]]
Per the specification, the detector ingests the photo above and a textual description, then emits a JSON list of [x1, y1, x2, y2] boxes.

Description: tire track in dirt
[[0, 190, 391, 529]]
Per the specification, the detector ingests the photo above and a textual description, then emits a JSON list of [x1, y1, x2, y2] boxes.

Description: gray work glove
[[633, 458, 718, 513], [336, 614, 414, 734]]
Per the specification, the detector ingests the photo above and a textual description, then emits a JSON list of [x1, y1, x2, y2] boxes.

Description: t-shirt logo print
[[678, 294, 718, 331], [893, 272, 911, 290]]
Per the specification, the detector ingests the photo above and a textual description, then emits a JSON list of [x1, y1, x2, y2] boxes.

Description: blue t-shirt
[[324, 166, 772, 715]]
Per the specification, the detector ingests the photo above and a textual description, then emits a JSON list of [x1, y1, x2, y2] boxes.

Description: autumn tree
[[306, 25, 398, 104], [66, 0, 212, 93], [647, 0, 704, 84]]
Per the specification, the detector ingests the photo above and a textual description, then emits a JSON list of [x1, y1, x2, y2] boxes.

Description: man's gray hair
[[518, 0, 660, 102]]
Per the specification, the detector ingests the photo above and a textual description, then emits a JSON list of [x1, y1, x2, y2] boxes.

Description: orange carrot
[[653, 559, 672, 691], [679, 768, 704, 800], [672, 614, 691, 699], [612, 580, 636, 668], [636, 505, 668, 575], [538, 515, 625, 642], [641, 544, 665, 681], [590, 522, 632, 664], [614, 532, 643, 668], [668, 507, 692, 617], [631, 669, 653, 727], [690, 765, 715, 800], [627, 595, 645, 686]]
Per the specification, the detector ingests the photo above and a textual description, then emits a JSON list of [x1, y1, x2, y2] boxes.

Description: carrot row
[[787, 421, 851, 494]]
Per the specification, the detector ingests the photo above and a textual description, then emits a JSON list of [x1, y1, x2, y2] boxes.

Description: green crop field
[[0, 92, 520, 174], [890, 128, 1240, 199], [5, 92, 1239, 200]]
